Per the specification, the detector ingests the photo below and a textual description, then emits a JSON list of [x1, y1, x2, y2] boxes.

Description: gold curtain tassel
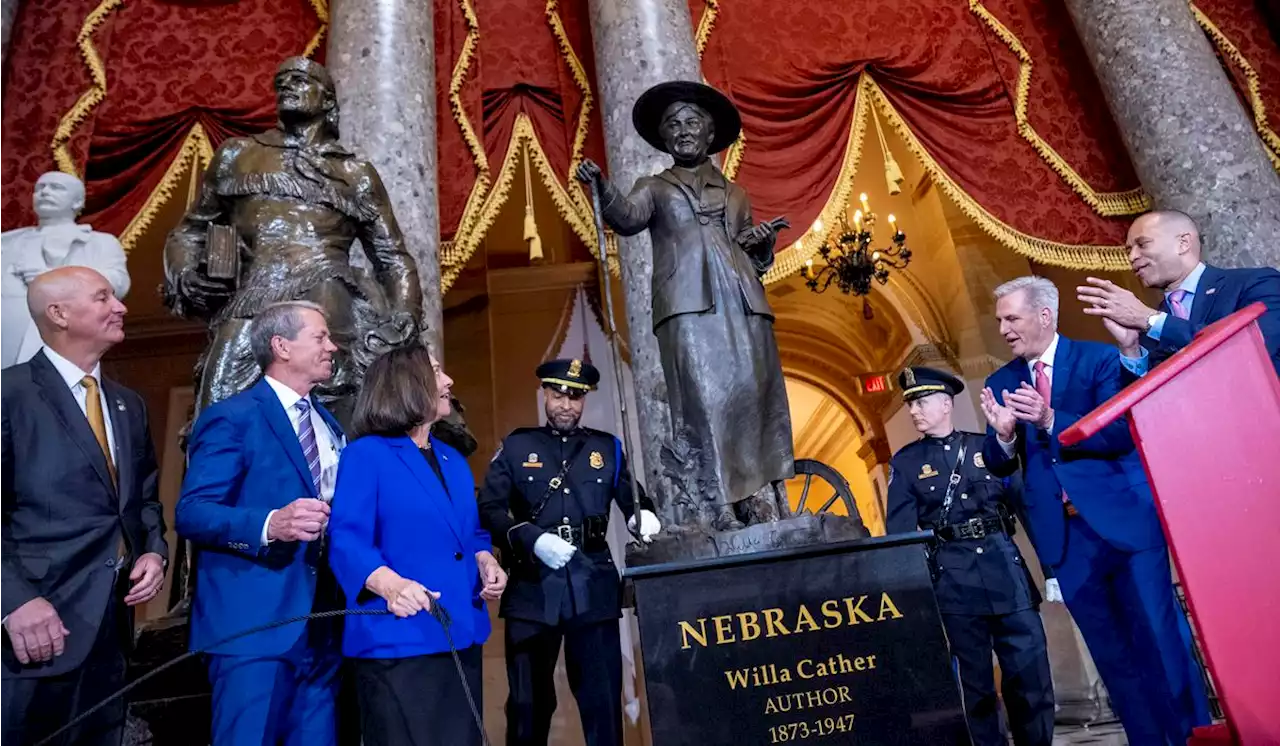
[[872, 106, 904, 196], [522, 141, 544, 264]]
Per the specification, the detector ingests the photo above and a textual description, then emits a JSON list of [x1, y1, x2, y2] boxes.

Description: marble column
[[327, 0, 443, 356], [587, 0, 703, 525], [1064, 0, 1280, 268]]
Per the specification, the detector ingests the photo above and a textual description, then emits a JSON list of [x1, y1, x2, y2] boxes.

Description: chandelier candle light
[[801, 193, 911, 300]]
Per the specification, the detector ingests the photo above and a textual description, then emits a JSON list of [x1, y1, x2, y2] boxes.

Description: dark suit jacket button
[[454, 552, 463, 561]]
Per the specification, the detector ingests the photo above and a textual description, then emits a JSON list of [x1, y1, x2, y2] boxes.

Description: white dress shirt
[[999, 333, 1059, 455], [260, 376, 341, 546], [41, 345, 116, 460]]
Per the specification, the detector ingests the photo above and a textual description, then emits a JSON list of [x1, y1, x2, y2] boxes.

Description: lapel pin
[[115, 400, 126, 412], [1205, 287, 1217, 295]]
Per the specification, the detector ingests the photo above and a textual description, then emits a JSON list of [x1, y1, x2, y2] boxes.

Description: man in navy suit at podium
[[1077, 209, 1280, 377], [979, 276, 1202, 745]]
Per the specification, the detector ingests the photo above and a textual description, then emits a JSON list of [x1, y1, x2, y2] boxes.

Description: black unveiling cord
[[34, 602, 492, 746]]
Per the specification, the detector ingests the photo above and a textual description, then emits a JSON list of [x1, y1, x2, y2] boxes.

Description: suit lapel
[[1190, 265, 1225, 327], [1050, 336, 1076, 408], [391, 438, 463, 544], [314, 400, 345, 452], [253, 380, 317, 497], [104, 380, 132, 505], [31, 352, 116, 493]]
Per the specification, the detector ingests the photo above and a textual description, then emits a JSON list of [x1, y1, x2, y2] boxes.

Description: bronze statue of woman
[[577, 81, 794, 532]]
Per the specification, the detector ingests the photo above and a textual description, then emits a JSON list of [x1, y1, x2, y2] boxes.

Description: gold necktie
[[82, 376, 117, 485]]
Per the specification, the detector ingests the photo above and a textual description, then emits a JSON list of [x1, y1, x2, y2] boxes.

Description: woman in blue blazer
[[329, 344, 506, 746]]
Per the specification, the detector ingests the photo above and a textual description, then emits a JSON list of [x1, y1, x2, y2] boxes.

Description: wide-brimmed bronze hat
[[632, 81, 741, 155]]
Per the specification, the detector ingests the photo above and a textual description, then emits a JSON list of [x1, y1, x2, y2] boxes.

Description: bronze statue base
[[626, 512, 869, 567]]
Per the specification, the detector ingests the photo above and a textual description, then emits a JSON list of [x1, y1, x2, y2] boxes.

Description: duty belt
[[936, 516, 1006, 541], [550, 515, 609, 551]]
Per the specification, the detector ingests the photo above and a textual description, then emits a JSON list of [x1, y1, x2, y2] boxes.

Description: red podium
[[1060, 303, 1280, 746]]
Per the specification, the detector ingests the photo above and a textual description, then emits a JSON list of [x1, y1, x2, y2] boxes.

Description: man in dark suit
[[979, 276, 1203, 745], [1077, 209, 1280, 377], [479, 359, 659, 746], [176, 300, 344, 745], [2, 266, 168, 746]]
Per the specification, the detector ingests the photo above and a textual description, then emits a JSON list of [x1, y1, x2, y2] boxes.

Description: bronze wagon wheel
[[787, 458, 863, 523]]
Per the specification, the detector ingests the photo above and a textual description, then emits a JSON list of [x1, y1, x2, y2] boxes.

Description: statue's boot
[[736, 488, 781, 526], [711, 505, 745, 532]]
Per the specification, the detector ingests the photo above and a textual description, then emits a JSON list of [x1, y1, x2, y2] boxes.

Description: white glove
[[533, 533, 577, 570], [1044, 578, 1064, 604], [628, 509, 661, 543]]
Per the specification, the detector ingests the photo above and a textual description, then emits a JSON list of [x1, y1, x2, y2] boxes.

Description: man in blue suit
[[1077, 209, 1280, 377], [979, 276, 1201, 745], [176, 300, 344, 746]]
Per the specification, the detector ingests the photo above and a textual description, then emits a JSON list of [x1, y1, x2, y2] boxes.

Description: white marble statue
[[1, 172, 130, 368]]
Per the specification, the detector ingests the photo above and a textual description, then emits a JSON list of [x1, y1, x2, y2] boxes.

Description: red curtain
[[1, 0, 103, 229], [695, 0, 1150, 273], [436, 0, 609, 287], [0, 0, 321, 237], [3, 0, 1275, 272]]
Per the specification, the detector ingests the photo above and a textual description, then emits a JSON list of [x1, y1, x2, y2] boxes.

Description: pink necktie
[[1033, 360, 1052, 404], [1035, 361, 1076, 512], [1168, 289, 1190, 320]]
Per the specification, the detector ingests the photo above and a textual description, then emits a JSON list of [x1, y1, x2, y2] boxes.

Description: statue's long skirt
[[655, 232, 795, 507]]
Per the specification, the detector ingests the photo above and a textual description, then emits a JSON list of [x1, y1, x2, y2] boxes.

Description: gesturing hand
[[476, 551, 508, 602], [267, 498, 331, 543], [4, 597, 69, 665], [1077, 277, 1157, 331], [1005, 383, 1054, 430], [980, 387, 1016, 441]]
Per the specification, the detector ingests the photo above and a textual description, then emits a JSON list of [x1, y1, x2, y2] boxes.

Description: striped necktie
[[295, 399, 322, 494]]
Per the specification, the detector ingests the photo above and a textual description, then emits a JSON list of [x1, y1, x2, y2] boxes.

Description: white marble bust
[[1, 172, 131, 368]]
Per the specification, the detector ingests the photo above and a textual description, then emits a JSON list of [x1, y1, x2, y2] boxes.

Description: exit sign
[[860, 374, 891, 394]]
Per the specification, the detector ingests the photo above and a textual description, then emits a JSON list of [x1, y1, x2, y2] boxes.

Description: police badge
[[589, 451, 604, 469]]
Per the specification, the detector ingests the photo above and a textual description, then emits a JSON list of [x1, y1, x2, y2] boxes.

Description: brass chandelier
[[802, 193, 911, 297]]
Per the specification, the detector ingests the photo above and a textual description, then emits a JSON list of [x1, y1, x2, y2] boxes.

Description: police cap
[[898, 366, 964, 402], [537, 358, 599, 398]]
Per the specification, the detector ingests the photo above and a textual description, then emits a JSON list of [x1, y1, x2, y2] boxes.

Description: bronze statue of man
[[577, 81, 794, 532], [164, 57, 421, 423]]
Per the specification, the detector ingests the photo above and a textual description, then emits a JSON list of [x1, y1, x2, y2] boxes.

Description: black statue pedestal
[[627, 512, 870, 566], [625, 533, 970, 745]]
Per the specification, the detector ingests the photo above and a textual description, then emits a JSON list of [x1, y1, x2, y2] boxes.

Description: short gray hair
[[994, 276, 1059, 323], [249, 301, 327, 369]]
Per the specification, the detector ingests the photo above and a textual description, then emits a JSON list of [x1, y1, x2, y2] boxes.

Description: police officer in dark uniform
[[885, 367, 1054, 746], [478, 358, 660, 746]]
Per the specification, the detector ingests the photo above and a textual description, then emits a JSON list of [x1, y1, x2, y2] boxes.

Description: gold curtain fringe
[[117, 124, 214, 254], [968, 0, 1151, 217], [695, 0, 720, 57], [51, 0, 122, 176], [863, 75, 1130, 272], [545, 0, 598, 226], [302, 0, 329, 59], [439, 115, 605, 294], [451, 0, 487, 173], [1192, 4, 1280, 173], [761, 89, 871, 285]]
